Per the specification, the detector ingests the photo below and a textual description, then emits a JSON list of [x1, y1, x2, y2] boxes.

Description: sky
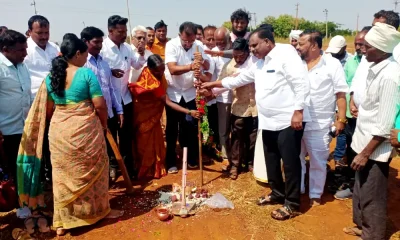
[[0, 0, 396, 43]]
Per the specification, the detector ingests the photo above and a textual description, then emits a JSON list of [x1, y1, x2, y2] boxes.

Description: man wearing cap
[[289, 30, 303, 48], [343, 22, 400, 240], [326, 35, 353, 67]]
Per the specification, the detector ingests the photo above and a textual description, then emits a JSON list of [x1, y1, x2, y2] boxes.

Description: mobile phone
[[329, 126, 336, 138]]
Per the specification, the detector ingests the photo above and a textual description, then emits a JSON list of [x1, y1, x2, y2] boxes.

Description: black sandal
[[271, 206, 300, 221], [256, 194, 282, 206]]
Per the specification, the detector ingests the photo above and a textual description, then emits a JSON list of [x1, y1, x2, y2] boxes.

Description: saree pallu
[[17, 82, 47, 210], [130, 67, 167, 179], [49, 100, 110, 229]]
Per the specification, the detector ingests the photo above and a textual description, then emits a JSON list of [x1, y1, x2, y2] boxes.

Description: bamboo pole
[[106, 129, 134, 194], [126, 0, 133, 44], [195, 45, 203, 187]]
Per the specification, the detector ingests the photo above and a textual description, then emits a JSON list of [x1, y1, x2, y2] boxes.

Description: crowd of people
[[1, 7, 400, 240]]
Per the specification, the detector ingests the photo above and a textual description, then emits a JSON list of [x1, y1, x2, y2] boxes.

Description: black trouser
[[262, 124, 305, 210], [106, 116, 120, 169], [165, 98, 198, 168], [230, 115, 258, 171], [108, 102, 134, 176], [207, 104, 219, 145], [42, 125, 52, 183], [345, 118, 357, 166], [353, 159, 390, 240], [2, 134, 22, 182]]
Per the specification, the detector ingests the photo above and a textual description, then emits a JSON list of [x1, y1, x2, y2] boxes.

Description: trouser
[[108, 102, 134, 176], [343, 118, 357, 180], [300, 128, 332, 198], [106, 116, 119, 169], [217, 102, 231, 159], [262, 124, 304, 210], [353, 159, 390, 240], [230, 115, 258, 171], [333, 117, 357, 161], [165, 98, 199, 168], [2, 134, 22, 182], [207, 104, 219, 145], [42, 125, 52, 183]]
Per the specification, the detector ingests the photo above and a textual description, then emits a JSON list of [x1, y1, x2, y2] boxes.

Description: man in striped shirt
[[344, 23, 400, 240]]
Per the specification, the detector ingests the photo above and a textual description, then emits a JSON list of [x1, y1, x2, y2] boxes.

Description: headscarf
[[289, 30, 303, 42], [365, 22, 400, 53]]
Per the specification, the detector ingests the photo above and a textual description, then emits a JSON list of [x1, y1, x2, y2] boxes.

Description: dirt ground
[[1, 140, 400, 240]]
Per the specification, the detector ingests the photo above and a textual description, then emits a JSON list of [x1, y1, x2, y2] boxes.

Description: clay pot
[[155, 207, 171, 221]]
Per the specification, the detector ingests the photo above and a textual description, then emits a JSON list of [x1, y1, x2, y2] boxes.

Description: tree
[[222, 21, 232, 31]]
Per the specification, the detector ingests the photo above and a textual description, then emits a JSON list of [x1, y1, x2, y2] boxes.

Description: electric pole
[[395, 0, 400, 11], [31, 0, 37, 14], [126, 0, 133, 43], [295, 3, 299, 30], [356, 14, 359, 33], [250, 12, 257, 30], [323, 9, 328, 39]]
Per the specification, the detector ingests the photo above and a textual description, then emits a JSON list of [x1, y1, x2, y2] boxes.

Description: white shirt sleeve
[[129, 46, 146, 70], [371, 75, 400, 138], [281, 47, 310, 110], [332, 59, 349, 94], [221, 65, 255, 89], [165, 42, 178, 64]]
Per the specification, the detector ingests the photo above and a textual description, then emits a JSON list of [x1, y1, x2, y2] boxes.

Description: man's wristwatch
[[187, 110, 192, 116], [337, 118, 348, 124]]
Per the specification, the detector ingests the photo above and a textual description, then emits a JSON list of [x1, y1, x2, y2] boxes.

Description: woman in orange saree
[[129, 54, 201, 179]]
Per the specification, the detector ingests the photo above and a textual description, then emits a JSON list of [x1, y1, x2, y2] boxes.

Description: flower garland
[[196, 95, 222, 159]]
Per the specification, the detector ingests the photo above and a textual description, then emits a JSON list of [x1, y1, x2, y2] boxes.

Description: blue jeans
[[333, 132, 346, 161]]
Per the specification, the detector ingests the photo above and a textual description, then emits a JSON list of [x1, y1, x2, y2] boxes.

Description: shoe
[[168, 167, 178, 174], [309, 198, 321, 207], [334, 188, 352, 200], [188, 164, 198, 169], [110, 167, 117, 182]]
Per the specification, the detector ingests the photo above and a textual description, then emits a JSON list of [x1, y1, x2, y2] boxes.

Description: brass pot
[[155, 207, 171, 221]]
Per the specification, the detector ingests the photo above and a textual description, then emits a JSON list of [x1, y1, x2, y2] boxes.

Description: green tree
[[222, 21, 232, 31]]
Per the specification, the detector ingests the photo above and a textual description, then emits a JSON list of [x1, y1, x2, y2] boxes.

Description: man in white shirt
[[211, 27, 232, 164], [165, 22, 212, 173], [101, 15, 146, 178], [0, 30, 31, 183], [129, 25, 153, 83], [344, 22, 400, 240], [201, 27, 311, 220], [24, 15, 60, 99], [296, 30, 348, 207], [23, 15, 59, 185]]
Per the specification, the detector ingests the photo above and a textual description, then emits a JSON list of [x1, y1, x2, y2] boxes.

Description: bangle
[[187, 110, 191, 116], [337, 118, 348, 124]]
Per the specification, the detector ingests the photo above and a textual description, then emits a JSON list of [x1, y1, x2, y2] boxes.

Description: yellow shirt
[[148, 37, 167, 60]]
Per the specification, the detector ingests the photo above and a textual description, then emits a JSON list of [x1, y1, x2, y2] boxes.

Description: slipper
[[37, 216, 50, 233], [168, 167, 178, 174], [24, 217, 35, 235], [343, 226, 362, 236], [12, 228, 34, 240]]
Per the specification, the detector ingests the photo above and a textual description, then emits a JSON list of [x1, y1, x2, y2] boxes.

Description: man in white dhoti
[[296, 30, 348, 207]]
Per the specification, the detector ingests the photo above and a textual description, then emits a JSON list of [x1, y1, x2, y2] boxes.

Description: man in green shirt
[[334, 27, 371, 200]]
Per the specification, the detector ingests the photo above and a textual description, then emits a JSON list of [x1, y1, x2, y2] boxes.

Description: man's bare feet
[[105, 209, 124, 219]]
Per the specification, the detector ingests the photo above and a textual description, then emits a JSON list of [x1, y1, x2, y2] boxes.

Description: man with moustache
[[202, 25, 217, 50], [145, 27, 155, 51], [195, 24, 204, 41], [150, 20, 168, 60], [130, 25, 153, 83], [230, 9, 251, 41], [326, 35, 353, 67], [81, 26, 123, 182], [296, 30, 348, 206], [101, 15, 146, 178], [201, 27, 310, 220], [165, 21, 212, 172]]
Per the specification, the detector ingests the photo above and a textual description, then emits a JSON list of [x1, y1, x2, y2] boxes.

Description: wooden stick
[[181, 147, 188, 208], [195, 45, 203, 187], [106, 129, 134, 194]]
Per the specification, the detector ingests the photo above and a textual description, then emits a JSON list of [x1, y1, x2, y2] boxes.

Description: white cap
[[325, 35, 346, 54]]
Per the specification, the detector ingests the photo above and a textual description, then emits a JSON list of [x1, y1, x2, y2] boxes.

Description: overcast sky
[[0, 0, 395, 42]]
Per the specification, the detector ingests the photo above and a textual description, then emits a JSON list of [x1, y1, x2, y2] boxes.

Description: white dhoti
[[253, 129, 268, 183], [300, 128, 332, 199]]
